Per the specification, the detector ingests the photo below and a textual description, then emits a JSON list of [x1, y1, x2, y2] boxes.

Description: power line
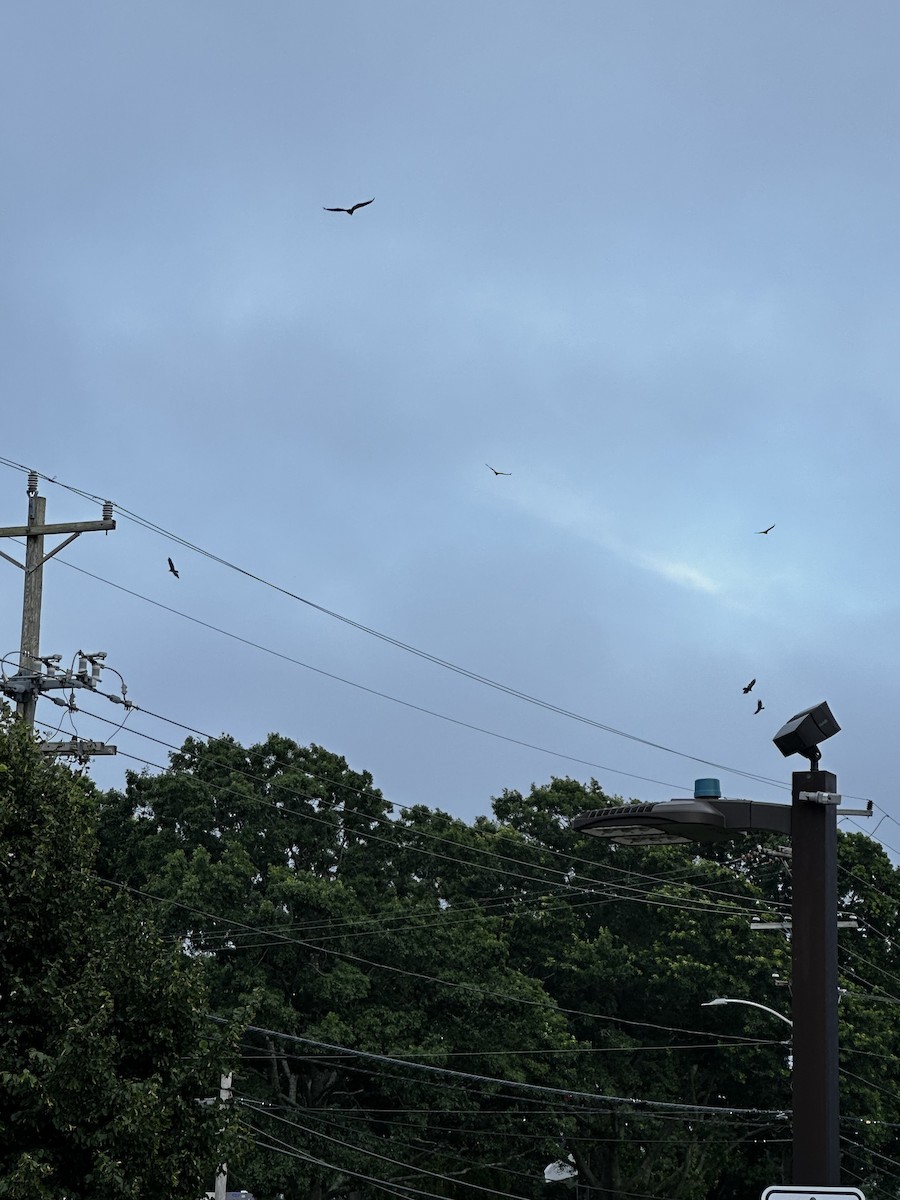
[[63, 698, 791, 922], [93, 866, 776, 1045], [121, 696, 792, 909], [36, 554, 699, 794], [0, 455, 795, 793], [238, 1103, 546, 1200], [237, 1094, 787, 1144], [222, 1020, 792, 1118], [84, 736, 779, 936]]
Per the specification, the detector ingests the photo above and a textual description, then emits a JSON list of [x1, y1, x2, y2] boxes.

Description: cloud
[[497, 476, 725, 597], [635, 554, 721, 595]]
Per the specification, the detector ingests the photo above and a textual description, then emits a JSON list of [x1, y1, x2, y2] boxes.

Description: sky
[[3, 1, 900, 845]]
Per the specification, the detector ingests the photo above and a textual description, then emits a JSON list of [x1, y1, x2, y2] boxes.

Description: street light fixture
[[571, 784, 792, 845], [703, 997, 794, 1073], [701, 997, 793, 1028], [572, 705, 843, 1188]]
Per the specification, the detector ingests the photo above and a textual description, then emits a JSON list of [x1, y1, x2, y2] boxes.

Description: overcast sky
[[3, 2, 900, 845]]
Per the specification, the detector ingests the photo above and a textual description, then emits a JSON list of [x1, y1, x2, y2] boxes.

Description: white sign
[[763, 1188, 865, 1200]]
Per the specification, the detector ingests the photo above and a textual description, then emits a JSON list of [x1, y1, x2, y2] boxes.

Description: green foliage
[[0, 710, 243, 1199], [93, 732, 900, 1200]]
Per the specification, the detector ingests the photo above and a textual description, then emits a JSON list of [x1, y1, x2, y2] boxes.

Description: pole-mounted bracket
[[41, 739, 117, 760], [798, 791, 841, 805]]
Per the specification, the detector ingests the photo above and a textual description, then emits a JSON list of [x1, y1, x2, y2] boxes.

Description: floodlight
[[772, 701, 840, 767]]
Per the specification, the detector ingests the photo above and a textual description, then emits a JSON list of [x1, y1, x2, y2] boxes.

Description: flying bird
[[323, 198, 374, 215], [754, 699, 764, 714], [486, 464, 511, 476], [167, 557, 179, 579], [756, 524, 776, 535], [743, 678, 756, 694]]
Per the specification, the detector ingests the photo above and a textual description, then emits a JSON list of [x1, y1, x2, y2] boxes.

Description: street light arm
[[702, 997, 793, 1028]]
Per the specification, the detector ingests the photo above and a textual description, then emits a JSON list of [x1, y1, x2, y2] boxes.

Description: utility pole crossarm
[[0, 518, 116, 537]]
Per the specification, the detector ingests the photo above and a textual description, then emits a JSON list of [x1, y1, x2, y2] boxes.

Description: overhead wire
[[0, 455, 800, 793], [73, 737, 783, 944], [2, 465, 894, 1175], [119, 697, 793, 909], [55, 693, 792, 922], [239, 1098, 786, 1194], [92, 864, 781, 1047], [220, 1021, 792, 1119], [67, 708, 791, 936], [242, 1121, 695, 1200], [238, 1102, 552, 1198], [840, 1139, 900, 1199], [232, 1039, 791, 1133], [235, 1093, 788, 1144], [241, 1122, 509, 1200]]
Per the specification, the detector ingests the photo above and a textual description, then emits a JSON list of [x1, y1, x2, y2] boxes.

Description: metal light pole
[[790, 767, 839, 1185], [572, 701, 845, 1190]]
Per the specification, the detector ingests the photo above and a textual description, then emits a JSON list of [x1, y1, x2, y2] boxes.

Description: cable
[[839, 1066, 900, 1104], [238, 1103, 546, 1200], [237, 1037, 784, 1060], [77, 715, 788, 936], [120, 696, 793, 910], [236, 1094, 787, 1144], [233, 1043, 789, 1132], [242, 1122, 493, 1200], [238, 1101, 554, 1182], [75, 679, 793, 917], [0, 455, 799, 793], [221, 1021, 791, 1118], [65, 697, 791, 922], [92, 866, 779, 1046]]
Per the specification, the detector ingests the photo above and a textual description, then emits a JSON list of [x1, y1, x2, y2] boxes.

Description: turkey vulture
[[167, 557, 179, 579], [754, 699, 764, 714], [743, 678, 756, 694], [486, 464, 511, 476], [323, 198, 374, 215], [756, 524, 775, 535]]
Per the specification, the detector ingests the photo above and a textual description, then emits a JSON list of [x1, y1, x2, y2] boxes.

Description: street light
[[572, 704, 843, 1188], [703, 997, 794, 1074], [701, 997, 793, 1028]]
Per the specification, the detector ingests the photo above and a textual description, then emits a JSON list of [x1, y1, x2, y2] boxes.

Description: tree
[[493, 778, 795, 1200], [0, 709, 243, 1199], [98, 735, 591, 1198], [97, 735, 900, 1200]]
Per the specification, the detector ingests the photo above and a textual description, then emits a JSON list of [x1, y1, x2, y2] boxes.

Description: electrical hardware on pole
[[0, 471, 117, 758]]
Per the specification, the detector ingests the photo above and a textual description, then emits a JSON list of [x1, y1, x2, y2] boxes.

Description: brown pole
[[17, 490, 46, 729], [790, 768, 840, 1184]]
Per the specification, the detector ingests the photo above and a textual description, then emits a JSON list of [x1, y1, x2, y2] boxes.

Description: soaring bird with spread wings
[[323, 198, 375, 215], [754, 699, 764, 714], [167, 557, 179, 579], [486, 464, 511, 476], [743, 678, 756, 694], [756, 524, 775, 535]]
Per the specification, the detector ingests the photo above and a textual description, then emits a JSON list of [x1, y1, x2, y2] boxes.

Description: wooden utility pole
[[214, 1072, 233, 1200], [0, 470, 116, 750]]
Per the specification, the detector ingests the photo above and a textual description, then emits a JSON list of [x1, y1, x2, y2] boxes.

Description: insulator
[[102, 500, 113, 521], [27, 471, 38, 495]]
